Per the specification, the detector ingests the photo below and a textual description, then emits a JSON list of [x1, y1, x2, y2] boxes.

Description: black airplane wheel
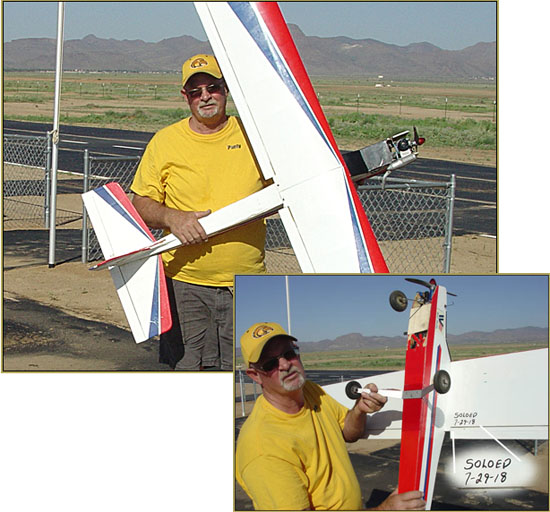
[[345, 381, 362, 400], [434, 370, 451, 394], [389, 290, 408, 312]]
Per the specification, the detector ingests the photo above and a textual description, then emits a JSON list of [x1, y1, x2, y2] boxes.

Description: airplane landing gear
[[433, 369, 451, 394], [345, 380, 362, 400], [389, 290, 408, 312]]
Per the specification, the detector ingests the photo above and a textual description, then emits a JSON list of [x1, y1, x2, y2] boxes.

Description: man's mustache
[[280, 366, 300, 380]]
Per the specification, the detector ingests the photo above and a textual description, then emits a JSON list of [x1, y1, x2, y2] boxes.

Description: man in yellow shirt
[[237, 322, 426, 510], [131, 55, 267, 371]]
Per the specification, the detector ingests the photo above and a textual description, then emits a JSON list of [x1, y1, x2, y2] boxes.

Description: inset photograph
[[234, 274, 548, 510]]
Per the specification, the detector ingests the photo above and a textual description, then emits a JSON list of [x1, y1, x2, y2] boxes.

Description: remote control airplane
[[82, 1, 392, 343], [324, 278, 548, 509]]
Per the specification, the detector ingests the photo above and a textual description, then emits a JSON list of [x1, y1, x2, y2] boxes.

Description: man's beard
[[197, 101, 220, 119], [279, 367, 306, 391]]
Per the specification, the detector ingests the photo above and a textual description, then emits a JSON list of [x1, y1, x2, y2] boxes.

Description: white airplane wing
[[443, 348, 548, 440], [326, 348, 549, 441], [194, 1, 388, 273]]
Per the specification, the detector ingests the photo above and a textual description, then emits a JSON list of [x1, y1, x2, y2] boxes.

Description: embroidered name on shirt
[[227, 144, 242, 150]]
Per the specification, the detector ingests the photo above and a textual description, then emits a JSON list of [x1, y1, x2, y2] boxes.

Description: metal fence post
[[44, 131, 52, 228], [443, 174, 456, 273], [82, 149, 90, 263]]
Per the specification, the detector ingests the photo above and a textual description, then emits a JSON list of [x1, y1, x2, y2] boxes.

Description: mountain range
[[4, 25, 496, 80], [236, 327, 547, 356]]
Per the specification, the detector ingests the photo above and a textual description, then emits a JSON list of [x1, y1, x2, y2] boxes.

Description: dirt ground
[[3, 234, 495, 339]]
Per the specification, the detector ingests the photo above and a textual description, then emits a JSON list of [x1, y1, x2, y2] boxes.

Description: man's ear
[[246, 367, 262, 386]]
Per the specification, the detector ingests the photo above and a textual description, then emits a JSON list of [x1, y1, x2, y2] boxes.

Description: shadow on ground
[[4, 229, 83, 268]]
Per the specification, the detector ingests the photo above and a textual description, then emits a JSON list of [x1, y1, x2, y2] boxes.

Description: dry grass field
[[235, 342, 547, 373], [4, 71, 496, 165]]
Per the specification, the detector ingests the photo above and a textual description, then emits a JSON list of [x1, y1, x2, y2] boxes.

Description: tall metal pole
[[285, 276, 291, 335], [48, 2, 65, 268]]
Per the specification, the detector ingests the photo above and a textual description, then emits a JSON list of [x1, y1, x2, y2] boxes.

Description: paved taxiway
[[4, 120, 496, 236]]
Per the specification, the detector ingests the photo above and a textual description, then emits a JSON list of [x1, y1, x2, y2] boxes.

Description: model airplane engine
[[343, 127, 425, 183]]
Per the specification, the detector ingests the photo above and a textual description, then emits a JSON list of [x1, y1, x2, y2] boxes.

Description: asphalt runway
[[4, 120, 496, 236]]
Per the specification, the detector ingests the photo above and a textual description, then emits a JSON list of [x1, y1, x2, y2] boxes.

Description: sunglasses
[[256, 348, 299, 373], [184, 82, 225, 99]]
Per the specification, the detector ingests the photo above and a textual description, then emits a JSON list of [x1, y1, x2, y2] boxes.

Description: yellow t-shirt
[[236, 381, 363, 510], [131, 116, 266, 286]]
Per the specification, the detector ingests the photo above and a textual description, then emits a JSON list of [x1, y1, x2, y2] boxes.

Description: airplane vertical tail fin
[[108, 254, 172, 343], [82, 183, 172, 342]]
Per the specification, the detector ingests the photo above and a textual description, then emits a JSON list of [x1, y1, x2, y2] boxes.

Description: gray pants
[[167, 279, 233, 371]]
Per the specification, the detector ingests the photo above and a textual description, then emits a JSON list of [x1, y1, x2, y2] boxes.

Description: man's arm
[[132, 194, 211, 246], [342, 383, 387, 442]]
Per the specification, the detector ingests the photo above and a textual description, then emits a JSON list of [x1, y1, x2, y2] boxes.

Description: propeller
[[413, 126, 425, 146], [405, 277, 457, 296], [405, 277, 433, 289]]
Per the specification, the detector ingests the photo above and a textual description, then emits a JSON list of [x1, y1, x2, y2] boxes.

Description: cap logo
[[252, 325, 274, 338], [190, 58, 208, 69]]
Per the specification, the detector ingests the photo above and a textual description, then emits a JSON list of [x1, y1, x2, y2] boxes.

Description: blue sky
[[235, 275, 549, 345], [3, 2, 496, 50]]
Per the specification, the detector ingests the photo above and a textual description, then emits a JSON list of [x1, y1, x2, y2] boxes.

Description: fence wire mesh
[[261, 177, 454, 274], [3, 134, 49, 229], [358, 175, 454, 273]]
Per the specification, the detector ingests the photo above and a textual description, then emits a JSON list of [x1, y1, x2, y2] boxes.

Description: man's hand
[[355, 383, 387, 415], [165, 208, 211, 246], [373, 489, 426, 510], [131, 194, 211, 246], [343, 384, 387, 442]]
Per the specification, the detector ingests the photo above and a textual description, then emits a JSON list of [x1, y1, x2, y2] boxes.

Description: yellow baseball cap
[[240, 322, 297, 368], [182, 54, 223, 87]]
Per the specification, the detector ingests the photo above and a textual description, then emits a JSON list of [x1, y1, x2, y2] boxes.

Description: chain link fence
[[4, 135, 454, 273], [81, 154, 454, 273], [358, 175, 455, 273], [3, 134, 50, 229], [3, 133, 83, 231], [261, 176, 455, 274]]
